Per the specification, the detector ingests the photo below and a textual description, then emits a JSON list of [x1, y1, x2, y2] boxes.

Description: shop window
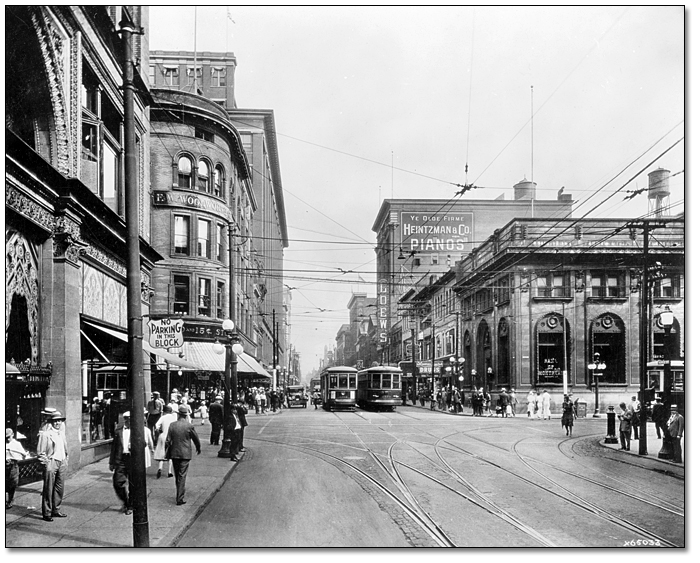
[[197, 219, 211, 258], [174, 215, 190, 255], [591, 270, 625, 298], [198, 278, 211, 316], [173, 275, 190, 314], [197, 160, 210, 192], [590, 314, 626, 384]]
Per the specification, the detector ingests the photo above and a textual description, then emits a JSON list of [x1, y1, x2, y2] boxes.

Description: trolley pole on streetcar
[[411, 328, 417, 405]]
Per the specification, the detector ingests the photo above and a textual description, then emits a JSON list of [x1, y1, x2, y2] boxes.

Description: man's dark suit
[[165, 416, 201, 505], [209, 400, 224, 445], [109, 424, 132, 511], [232, 403, 248, 457]]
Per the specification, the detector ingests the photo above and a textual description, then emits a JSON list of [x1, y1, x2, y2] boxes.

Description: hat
[[153, 391, 160, 396], [215, 395, 223, 401], [670, 404, 678, 410], [6, 429, 13, 438], [42, 407, 57, 416], [122, 411, 131, 418], [49, 411, 66, 421], [178, 405, 189, 415]]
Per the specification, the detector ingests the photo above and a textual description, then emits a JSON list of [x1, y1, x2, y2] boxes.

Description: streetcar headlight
[[350, 391, 355, 399], [331, 391, 336, 399]]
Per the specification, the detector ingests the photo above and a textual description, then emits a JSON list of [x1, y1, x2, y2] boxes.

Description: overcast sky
[[150, 5, 686, 377]]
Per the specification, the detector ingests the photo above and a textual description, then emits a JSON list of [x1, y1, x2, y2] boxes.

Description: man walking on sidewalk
[[109, 411, 134, 514], [37, 411, 69, 521], [209, 396, 223, 445], [165, 405, 201, 506]]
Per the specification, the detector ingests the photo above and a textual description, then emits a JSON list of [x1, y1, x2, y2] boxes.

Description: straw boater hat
[[6, 429, 13, 438], [49, 411, 66, 421]]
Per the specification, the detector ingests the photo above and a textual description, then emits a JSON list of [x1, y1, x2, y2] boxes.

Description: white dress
[[154, 412, 177, 461]]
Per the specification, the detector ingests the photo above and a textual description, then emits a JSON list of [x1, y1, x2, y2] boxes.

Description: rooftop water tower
[[648, 168, 670, 217], [513, 177, 536, 201]]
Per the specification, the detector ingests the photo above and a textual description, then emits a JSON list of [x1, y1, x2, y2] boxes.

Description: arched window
[[197, 160, 210, 193], [590, 313, 626, 384], [178, 156, 193, 189], [535, 313, 570, 385], [214, 165, 224, 198]]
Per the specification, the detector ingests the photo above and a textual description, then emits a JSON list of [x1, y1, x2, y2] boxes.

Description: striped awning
[[179, 341, 269, 377]]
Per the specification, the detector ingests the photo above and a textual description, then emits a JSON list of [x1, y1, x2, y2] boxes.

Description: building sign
[[399, 361, 434, 376], [148, 317, 184, 349], [152, 190, 232, 220], [183, 320, 230, 342], [377, 278, 389, 344], [401, 211, 474, 253]]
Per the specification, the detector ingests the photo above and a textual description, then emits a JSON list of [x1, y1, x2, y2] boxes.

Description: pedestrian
[[470, 389, 480, 416], [536, 391, 543, 419], [630, 395, 641, 440], [542, 390, 552, 420], [508, 389, 518, 417], [164, 405, 202, 506], [234, 399, 248, 456], [6, 428, 29, 509], [453, 388, 463, 414], [209, 396, 224, 445], [146, 391, 164, 440], [109, 411, 134, 514], [255, 388, 262, 414], [666, 405, 684, 464], [312, 390, 320, 410], [498, 388, 509, 417], [36, 411, 69, 521], [154, 404, 177, 479], [561, 394, 576, 436], [651, 398, 666, 439], [526, 389, 536, 418], [617, 402, 632, 451], [198, 402, 208, 425], [483, 388, 492, 416], [270, 390, 279, 413], [180, 398, 192, 423], [89, 397, 103, 441]]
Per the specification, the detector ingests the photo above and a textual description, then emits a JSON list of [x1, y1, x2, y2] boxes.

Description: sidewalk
[[4, 411, 280, 548], [404, 400, 684, 468]]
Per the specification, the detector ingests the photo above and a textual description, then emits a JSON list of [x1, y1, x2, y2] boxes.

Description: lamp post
[[587, 353, 606, 418], [658, 306, 675, 460], [213, 319, 244, 458], [448, 356, 465, 390], [471, 369, 477, 389]]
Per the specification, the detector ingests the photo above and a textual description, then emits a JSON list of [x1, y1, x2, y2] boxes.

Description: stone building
[[4, 6, 175, 473]]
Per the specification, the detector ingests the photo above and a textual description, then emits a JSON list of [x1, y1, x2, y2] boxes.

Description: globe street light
[[213, 319, 244, 458], [587, 353, 606, 418]]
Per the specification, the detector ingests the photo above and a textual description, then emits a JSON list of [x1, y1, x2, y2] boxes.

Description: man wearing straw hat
[[36, 411, 69, 521]]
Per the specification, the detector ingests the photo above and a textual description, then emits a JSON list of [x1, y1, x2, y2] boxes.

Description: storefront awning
[[83, 321, 200, 370], [178, 341, 269, 377]]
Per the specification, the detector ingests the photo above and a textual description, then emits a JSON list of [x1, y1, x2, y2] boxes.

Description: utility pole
[[272, 309, 277, 390], [119, 16, 149, 547]]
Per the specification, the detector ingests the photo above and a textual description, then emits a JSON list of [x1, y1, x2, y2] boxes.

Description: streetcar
[[285, 385, 308, 408], [319, 366, 357, 411], [357, 365, 403, 411]]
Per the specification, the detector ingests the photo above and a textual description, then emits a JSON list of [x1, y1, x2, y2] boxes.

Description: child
[[198, 402, 208, 425]]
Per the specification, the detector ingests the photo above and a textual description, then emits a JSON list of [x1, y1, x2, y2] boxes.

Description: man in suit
[[36, 411, 69, 521], [109, 411, 133, 514], [165, 405, 201, 505], [667, 405, 685, 464], [231, 399, 248, 461], [208, 395, 224, 445]]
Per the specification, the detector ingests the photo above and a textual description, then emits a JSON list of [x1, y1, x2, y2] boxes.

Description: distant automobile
[[286, 385, 307, 408]]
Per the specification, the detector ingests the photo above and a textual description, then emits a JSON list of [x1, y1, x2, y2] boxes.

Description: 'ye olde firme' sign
[[148, 317, 184, 349]]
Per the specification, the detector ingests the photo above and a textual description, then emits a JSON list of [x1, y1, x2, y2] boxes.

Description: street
[[175, 406, 685, 548]]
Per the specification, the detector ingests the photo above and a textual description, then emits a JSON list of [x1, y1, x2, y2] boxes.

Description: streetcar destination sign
[[147, 317, 184, 349]]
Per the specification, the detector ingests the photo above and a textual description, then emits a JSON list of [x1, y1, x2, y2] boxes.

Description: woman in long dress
[[154, 404, 177, 478], [561, 394, 576, 436]]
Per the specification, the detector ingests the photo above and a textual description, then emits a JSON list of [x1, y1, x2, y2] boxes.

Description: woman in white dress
[[526, 389, 537, 418], [154, 404, 177, 478]]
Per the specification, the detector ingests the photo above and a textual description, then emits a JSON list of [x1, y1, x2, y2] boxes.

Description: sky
[[149, 5, 686, 378]]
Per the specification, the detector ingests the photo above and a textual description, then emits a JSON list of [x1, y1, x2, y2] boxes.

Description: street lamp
[[658, 305, 675, 460], [213, 319, 244, 458], [587, 353, 606, 418], [448, 356, 465, 390]]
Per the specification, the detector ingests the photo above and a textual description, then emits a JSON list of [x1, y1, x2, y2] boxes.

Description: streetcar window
[[349, 375, 356, 388], [330, 375, 338, 387], [382, 373, 392, 388], [371, 373, 381, 388], [393, 374, 401, 389], [339, 374, 348, 388]]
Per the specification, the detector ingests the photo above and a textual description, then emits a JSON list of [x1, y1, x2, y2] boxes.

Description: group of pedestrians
[[617, 398, 684, 462]]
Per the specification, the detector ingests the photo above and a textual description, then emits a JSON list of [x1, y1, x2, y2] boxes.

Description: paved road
[[175, 407, 685, 547]]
